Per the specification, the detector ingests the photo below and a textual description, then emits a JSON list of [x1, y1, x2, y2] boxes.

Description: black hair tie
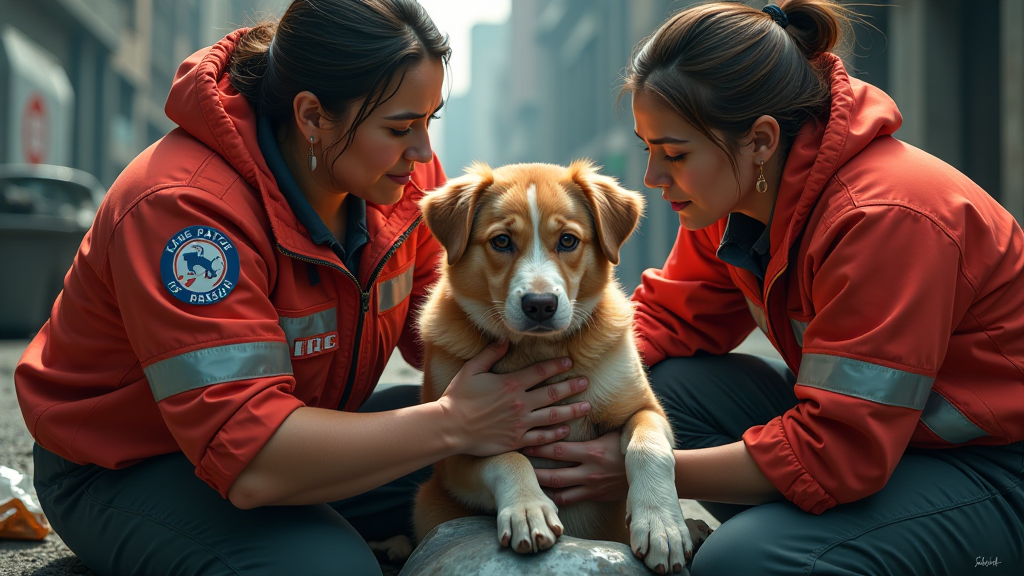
[[762, 4, 789, 29]]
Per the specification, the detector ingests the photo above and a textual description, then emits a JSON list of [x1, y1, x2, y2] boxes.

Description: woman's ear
[[420, 162, 495, 266], [292, 91, 324, 138], [748, 114, 782, 163], [567, 159, 645, 265]]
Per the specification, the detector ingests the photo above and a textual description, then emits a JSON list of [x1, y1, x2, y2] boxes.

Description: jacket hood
[[768, 54, 902, 276], [165, 29, 270, 190]]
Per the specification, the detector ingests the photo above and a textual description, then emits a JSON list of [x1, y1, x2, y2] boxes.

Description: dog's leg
[[622, 408, 692, 574], [444, 452, 564, 554]]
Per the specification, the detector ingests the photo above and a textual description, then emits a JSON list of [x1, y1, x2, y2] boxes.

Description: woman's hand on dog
[[437, 338, 592, 457], [524, 431, 629, 506]]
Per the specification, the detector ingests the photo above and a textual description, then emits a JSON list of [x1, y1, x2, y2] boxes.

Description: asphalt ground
[[0, 340, 95, 576], [0, 333, 780, 574]]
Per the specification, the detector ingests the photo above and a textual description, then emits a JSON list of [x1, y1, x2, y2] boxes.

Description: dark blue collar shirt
[[257, 116, 369, 275], [716, 209, 774, 291]]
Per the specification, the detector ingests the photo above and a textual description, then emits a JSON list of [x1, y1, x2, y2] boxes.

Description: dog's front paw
[[495, 493, 563, 554], [627, 496, 692, 574]]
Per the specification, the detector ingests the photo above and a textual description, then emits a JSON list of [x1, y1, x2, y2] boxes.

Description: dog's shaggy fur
[[413, 161, 693, 573]]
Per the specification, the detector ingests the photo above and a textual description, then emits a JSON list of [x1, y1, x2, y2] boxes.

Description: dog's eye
[[490, 234, 513, 252], [558, 234, 580, 252]]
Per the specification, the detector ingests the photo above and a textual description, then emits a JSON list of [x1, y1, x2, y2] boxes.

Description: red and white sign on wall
[[21, 93, 48, 164], [2, 27, 74, 166]]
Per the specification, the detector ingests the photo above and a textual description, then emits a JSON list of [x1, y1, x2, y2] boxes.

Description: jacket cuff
[[197, 386, 305, 497], [743, 417, 838, 514]]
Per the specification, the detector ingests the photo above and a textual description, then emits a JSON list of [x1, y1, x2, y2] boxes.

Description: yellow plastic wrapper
[[0, 465, 50, 540]]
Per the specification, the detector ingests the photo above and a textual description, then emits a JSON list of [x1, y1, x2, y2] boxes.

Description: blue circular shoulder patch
[[160, 225, 240, 305]]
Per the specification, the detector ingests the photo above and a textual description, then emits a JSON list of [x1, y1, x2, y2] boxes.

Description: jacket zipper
[[277, 215, 423, 410]]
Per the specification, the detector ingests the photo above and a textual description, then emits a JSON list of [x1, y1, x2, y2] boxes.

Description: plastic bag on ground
[[0, 465, 50, 540]]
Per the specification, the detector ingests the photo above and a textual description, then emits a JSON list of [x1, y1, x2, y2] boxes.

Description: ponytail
[[228, 21, 278, 116]]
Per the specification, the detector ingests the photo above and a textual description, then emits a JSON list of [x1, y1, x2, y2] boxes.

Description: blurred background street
[[1, 0, 1023, 295], [1, 0, 1024, 574]]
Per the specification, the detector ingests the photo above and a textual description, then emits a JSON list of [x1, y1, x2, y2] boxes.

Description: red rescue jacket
[[632, 55, 1024, 514], [15, 30, 444, 497]]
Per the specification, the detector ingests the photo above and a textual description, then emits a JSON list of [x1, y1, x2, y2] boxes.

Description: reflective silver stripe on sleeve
[[378, 266, 414, 313], [745, 297, 768, 335], [279, 308, 338, 347], [790, 318, 809, 347], [144, 341, 293, 402], [920, 391, 989, 443], [797, 353, 934, 409]]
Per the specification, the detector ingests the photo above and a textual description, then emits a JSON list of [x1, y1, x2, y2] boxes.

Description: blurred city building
[[443, 22, 511, 178], [0, 0, 1022, 292], [444, 0, 1024, 285], [0, 0, 287, 187], [0, 0, 287, 336]]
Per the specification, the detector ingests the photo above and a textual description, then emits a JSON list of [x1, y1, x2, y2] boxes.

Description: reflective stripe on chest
[[279, 308, 339, 359], [378, 266, 414, 313]]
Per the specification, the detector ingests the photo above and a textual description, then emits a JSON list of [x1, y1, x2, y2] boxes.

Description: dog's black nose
[[522, 293, 558, 322]]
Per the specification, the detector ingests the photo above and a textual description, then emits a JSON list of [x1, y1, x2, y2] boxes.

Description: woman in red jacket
[[15, 1, 587, 574], [527, 1, 1024, 573]]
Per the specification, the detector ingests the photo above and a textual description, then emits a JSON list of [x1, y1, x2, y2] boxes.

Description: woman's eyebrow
[[634, 130, 689, 145], [384, 101, 445, 121]]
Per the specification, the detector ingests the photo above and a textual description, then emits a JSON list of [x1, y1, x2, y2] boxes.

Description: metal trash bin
[[0, 164, 104, 338]]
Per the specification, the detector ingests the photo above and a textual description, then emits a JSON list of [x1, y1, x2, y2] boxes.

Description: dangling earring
[[307, 135, 317, 172], [755, 160, 768, 194]]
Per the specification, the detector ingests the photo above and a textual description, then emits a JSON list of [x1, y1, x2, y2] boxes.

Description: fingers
[[543, 486, 592, 507], [524, 430, 620, 462], [523, 440, 582, 462], [525, 401, 591, 429], [520, 424, 571, 447], [526, 376, 589, 410], [534, 466, 586, 490], [466, 338, 509, 374], [507, 356, 574, 390]]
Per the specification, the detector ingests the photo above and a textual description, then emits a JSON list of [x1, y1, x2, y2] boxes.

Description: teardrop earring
[[755, 160, 768, 194], [307, 136, 317, 172]]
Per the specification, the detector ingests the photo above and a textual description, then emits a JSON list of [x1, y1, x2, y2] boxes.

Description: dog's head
[[420, 160, 644, 338]]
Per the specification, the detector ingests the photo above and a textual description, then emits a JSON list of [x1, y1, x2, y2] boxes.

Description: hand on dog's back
[[437, 339, 592, 457]]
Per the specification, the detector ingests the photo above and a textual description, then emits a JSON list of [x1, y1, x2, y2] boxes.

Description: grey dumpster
[[0, 164, 104, 338]]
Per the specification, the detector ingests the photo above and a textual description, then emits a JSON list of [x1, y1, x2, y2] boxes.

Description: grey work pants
[[648, 353, 1024, 575], [33, 385, 428, 576]]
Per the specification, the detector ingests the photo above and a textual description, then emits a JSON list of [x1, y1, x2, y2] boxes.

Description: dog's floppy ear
[[419, 162, 495, 266], [567, 159, 645, 265]]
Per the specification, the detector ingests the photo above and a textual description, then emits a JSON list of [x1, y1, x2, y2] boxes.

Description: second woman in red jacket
[[527, 1, 1024, 574]]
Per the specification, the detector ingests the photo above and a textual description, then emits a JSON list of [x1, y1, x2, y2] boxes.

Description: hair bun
[[779, 0, 849, 60]]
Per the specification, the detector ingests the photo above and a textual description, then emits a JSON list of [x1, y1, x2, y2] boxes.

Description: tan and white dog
[[413, 161, 695, 573]]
